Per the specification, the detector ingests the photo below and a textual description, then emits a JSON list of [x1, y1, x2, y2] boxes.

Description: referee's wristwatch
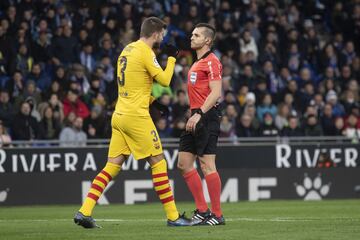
[[194, 109, 204, 117]]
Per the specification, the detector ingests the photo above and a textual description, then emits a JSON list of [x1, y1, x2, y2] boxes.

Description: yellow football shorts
[[108, 113, 163, 160]]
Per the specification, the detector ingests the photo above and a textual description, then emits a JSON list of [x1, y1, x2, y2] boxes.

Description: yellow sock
[[151, 159, 179, 221], [79, 162, 121, 216]]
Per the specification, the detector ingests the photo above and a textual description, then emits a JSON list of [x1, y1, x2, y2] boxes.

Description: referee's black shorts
[[179, 107, 221, 156]]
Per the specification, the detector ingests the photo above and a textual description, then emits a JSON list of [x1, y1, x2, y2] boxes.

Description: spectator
[[155, 117, 171, 138], [311, 93, 325, 115], [257, 93, 277, 122], [235, 114, 257, 137], [5, 70, 25, 101], [12, 101, 40, 140], [26, 63, 51, 91], [32, 31, 52, 63], [63, 89, 90, 119], [69, 64, 90, 94], [44, 93, 64, 123], [224, 104, 238, 124], [0, 90, 14, 128], [83, 106, 106, 139], [304, 114, 323, 136], [236, 85, 249, 107], [263, 60, 283, 94], [253, 78, 268, 104], [53, 65, 67, 84], [25, 96, 41, 122], [221, 91, 240, 112], [281, 115, 303, 137], [326, 90, 345, 118], [343, 114, 360, 143], [79, 42, 96, 72], [334, 117, 345, 136], [341, 41, 356, 65], [258, 112, 279, 137], [0, 120, 12, 147], [219, 115, 236, 138], [43, 80, 64, 100], [59, 116, 87, 147], [51, 25, 78, 65], [97, 38, 116, 61], [172, 90, 189, 121], [98, 56, 114, 83], [83, 77, 103, 108], [341, 90, 358, 115], [275, 103, 290, 130], [0, 1, 357, 141], [39, 106, 62, 140], [171, 117, 186, 138], [301, 82, 315, 111], [339, 65, 352, 88], [321, 103, 336, 136], [243, 103, 260, 130], [14, 80, 42, 111], [15, 44, 33, 76], [240, 29, 258, 61], [118, 19, 135, 48]]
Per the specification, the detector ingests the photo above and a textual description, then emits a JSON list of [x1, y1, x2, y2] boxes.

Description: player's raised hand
[[162, 44, 179, 58]]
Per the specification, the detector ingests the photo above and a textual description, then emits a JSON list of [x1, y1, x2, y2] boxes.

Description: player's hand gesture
[[162, 44, 179, 58]]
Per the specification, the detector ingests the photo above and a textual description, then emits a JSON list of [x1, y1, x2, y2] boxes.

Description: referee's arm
[[200, 80, 222, 113]]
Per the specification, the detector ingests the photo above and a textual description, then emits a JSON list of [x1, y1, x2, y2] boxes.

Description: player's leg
[[198, 151, 225, 225], [124, 115, 190, 226], [74, 155, 127, 228], [78, 155, 127, 216], [148, 154, 191, 226], [147, 155, 177, 221], [75, 113, 131, 228]]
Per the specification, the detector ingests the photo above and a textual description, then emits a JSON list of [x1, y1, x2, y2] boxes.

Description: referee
[[177, 23, 225, 226]]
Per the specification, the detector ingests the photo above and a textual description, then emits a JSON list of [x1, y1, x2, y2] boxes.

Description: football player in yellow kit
[[74, 17, 191, 228]]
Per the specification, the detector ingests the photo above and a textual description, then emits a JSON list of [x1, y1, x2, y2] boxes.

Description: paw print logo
[[295, 174, 331, 200], [0, 188, 9, 202]]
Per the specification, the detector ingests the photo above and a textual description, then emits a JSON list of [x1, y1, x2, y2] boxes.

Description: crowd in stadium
[[0, 0, 360, 146]]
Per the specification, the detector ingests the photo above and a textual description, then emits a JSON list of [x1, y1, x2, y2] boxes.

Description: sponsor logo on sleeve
[[153, 56, 160, 68]]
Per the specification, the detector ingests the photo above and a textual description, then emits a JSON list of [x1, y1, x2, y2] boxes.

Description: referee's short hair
[[195, 23, 216, 43], [140, 17, 167, 38]]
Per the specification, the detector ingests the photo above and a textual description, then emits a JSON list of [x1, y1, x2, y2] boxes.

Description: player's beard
[[153, 42, 160, 50]]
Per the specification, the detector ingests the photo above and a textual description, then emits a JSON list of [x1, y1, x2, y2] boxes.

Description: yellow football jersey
[[115, 40, 166, 116]]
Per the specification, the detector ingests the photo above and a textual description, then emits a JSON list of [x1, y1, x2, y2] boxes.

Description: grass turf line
[[0, 200, 359, 240]]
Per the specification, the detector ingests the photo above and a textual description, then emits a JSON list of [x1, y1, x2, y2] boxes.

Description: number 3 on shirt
[[117, 56, 127, 86]]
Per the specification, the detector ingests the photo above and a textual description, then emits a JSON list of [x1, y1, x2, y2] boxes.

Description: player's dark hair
[[140, 17, 167, 38], [195, 23, 216, 43]]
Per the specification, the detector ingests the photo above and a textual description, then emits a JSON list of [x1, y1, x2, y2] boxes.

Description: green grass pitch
[[0, 200, 359, 240]]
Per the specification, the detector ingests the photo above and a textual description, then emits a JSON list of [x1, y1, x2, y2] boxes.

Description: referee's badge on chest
[[190, 72, 197, 85]]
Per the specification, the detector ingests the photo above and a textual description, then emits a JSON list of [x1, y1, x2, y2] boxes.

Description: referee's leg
[[178, 152, 208, 213], [198, 154, 223, 218]]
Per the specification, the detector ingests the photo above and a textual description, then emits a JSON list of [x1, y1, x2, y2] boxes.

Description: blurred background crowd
[[0, 0, 359, 146]]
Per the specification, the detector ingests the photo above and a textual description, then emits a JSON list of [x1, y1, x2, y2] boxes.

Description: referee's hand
[[186, 113, 201, 132]]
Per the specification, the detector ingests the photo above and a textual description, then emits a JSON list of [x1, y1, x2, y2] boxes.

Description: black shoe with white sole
[[191, 209, 212, 225]]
